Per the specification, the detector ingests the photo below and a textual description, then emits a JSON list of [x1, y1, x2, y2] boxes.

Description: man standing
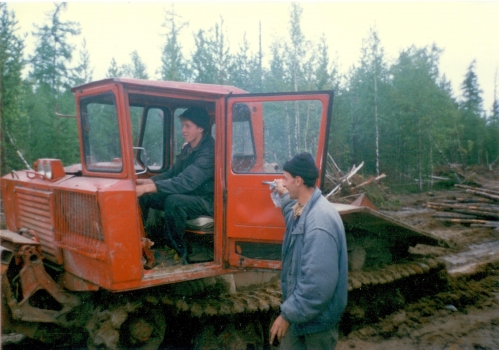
[[136, 106, 214, 264], [270, 152, 348, 349]]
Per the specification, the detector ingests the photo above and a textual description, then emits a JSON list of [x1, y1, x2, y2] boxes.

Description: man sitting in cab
[[136, 106, 214, 264]]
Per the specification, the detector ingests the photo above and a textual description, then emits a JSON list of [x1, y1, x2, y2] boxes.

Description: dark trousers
[[279, 325, 339, 350], [139, 193, 214, 260]]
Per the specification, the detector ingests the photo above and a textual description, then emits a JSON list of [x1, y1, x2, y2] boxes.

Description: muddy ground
[[337, 175, 499, 350]]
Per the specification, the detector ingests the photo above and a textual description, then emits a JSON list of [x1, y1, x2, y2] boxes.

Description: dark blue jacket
[[151, 134, 214, 199], [280, 188, 348, 336]]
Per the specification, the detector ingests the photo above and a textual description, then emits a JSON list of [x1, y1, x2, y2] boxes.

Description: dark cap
[[180, 107, 210, 133], [283, 152, 319, 180]]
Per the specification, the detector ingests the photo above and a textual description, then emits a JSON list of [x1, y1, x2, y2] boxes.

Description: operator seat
[[185, 216, 214, 234]]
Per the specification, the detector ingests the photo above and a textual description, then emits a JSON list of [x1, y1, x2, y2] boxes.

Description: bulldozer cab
[[75, 80, 334, 285]]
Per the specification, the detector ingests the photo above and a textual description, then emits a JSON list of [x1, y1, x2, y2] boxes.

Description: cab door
[[225, 91, 333, 269]]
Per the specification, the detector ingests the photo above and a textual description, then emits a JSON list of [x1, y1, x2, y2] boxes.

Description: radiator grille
[[54, 190, 105, 258], [15, 187, 58, 262]]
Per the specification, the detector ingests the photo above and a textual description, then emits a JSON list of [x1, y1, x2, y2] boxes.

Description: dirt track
[[338, 179, 499, 350]]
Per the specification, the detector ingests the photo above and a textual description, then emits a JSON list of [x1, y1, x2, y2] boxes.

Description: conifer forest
[[1, 3, 498, 190]]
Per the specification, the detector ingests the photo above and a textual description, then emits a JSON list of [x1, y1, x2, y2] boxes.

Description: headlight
[[43, 161, 52, 180], [37, 159, 46, 176], [33, 159, 64, 181]]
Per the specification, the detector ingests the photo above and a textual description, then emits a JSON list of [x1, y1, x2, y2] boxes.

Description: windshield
[[80, 93, 123, 173]]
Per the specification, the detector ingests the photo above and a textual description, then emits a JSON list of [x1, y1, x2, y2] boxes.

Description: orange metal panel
[[224, 92, 332, 268]]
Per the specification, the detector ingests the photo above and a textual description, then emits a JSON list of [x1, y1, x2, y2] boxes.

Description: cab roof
[[71, 78, 248, 97]]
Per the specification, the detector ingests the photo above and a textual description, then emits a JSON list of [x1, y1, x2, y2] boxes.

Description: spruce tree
[[106, 57, 122, 78], [229, 33, 262, 92], [483, 71, 499, 167], [71, 38, 93, 86], [27, 2, 81, 165], [30, 3, 80, 92], [122, 51, 149, 79], [459, 60, 484, 165], [263, 41, 286, 93], [159, 5, 189, 82], [191, 29, 217, 83], [0, 3, 27, 174]]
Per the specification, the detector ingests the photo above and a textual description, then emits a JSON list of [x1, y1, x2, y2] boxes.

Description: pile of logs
[[426, 184, 499, 229]]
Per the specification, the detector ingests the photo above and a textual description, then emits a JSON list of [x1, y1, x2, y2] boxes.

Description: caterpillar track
[[83, 255, 448, 349]]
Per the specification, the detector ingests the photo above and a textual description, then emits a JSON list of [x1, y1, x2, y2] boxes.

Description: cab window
[[141, 108, 166, 170], [231, 99, 323, 173], [80, 93, 123, 173]]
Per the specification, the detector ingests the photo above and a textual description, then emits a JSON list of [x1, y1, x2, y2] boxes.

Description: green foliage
[[191, 29, 218, 83], [29, 3, 80, 93], [458, 60, 485, 165], [228, 33, 263, 92], [160, 5, 189, 82], [0, 3, 27, 173], [71, 38, 93, 86], [191, 17, 231, 84], [2, 2, 497, 185], [106, 57, 122, 78], [346, 27, 388, 175], [263, 41, 286, 92], [122, 51, 149, 79]]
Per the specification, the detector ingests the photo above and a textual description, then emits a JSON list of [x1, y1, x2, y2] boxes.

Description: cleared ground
[[338, 178, 499, 350]]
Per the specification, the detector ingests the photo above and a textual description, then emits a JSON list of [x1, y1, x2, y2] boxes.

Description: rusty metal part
[[3, 245, 80, 325], [141, 238, 156, 269], [1, 246, 14, 277]]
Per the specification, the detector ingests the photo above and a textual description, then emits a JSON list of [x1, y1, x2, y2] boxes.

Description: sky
[[6, 1, 499, 111]]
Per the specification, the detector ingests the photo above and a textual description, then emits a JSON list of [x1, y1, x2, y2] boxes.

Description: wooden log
[[431, 212, 478, 219], [327, 154, 344, 178], [426, 204, 499, 220], [435, 218, 489, 225], [466, 190, 499, 202], [426, 202, 499, 212], [471, 221, 499, 228], [444, 209, 499, 220], [353, 173, 387, 189], [340, 161, 364, 185], [455, 184, 499, 196], [455, 197, 495, 204]]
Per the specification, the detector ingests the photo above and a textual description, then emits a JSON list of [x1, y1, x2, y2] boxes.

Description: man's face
[[181, 118, 204, 146], [282, 171, 300, 199]]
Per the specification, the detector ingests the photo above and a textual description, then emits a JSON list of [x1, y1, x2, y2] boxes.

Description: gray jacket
[[280, 188, 348, 336]]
